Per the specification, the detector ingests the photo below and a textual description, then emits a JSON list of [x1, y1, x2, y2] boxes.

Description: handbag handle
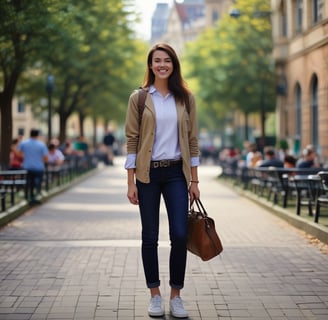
[[190, 198, 208, 218]]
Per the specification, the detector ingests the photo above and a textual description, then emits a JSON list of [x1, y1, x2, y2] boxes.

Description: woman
[[48, 143, 65, 166], [9, 138, 23, 170], [125, 43, 200, 318]]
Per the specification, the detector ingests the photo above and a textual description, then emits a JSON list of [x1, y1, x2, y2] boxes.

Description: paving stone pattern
[[0, 157, 327, 319]]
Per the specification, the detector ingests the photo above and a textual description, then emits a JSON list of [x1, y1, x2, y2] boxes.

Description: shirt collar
[[149, 85, 172, 98], [149, 85, 156, 94]]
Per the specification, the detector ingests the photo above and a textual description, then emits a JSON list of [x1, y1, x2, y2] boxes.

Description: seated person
[[9, 138, 23, 170], [249, 151, 263, 167], [246, 143, 260, 167], [48, 143, 65, 166], [284, 155, 297, 168], [257, 146, 283, 168], [296, 147, 320, 168]]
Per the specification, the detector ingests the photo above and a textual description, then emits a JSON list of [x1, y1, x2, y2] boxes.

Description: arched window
[[295, 83, 302, 143], [310, 74, 319, 151]]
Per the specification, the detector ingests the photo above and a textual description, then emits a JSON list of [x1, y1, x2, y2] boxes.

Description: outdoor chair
[[293, 174, 321, 216], [249, 167, 273, 196], [0, 189, 6, 212], [0, 170, 28, 206], [265, 168, 290, 207], [235, 166, 253, 189], [314, 171, 328, 223]]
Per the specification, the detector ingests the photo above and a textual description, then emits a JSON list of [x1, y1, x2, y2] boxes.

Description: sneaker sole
[[170, 311, 188, 318], [148, 311, 165, 317]]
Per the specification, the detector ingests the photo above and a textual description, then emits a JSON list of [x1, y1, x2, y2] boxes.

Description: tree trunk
[[244, 112, 249, 141], [0, 73, 18, 169], [59, 112, 69, 143], [78, 111, 85, 137], [92, 116, 97, 148], [0, 93, 13, 169], [104, 119, 109, 132], [260, 82, 266, 149]]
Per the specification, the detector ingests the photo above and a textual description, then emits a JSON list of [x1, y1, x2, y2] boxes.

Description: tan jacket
[[125, 89, 199, 184]]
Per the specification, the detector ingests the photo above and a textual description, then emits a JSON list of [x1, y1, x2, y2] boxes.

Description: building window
[[311, 75, 319, 151], [212, 10, 219, 25], [280, 0, 287, 37], [295, 0, 303, 34], [17, 101, 25, 113], [295, 83, 302, 144], [313, 0, 324, 24], [282, 13, 287, 37], [18, 128, 25, 137]]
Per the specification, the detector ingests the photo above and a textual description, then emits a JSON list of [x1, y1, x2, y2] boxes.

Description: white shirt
[[125, 85, 199, 169], [48, 149, 65, 165], [150, 86, 181, 161]]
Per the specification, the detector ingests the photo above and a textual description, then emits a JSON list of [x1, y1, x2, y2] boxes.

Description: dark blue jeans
[[136, 164, 188, 290], [27, 170, 44, 201]]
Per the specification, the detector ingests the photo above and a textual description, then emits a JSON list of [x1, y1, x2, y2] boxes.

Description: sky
[[133, 0, 173, 40]]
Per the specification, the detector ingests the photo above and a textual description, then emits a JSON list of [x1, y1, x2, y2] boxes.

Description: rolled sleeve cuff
[[124, 154, 136, 169], [190, 156, 200, 167]]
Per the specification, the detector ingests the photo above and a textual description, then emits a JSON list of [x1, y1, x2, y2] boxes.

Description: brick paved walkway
[[0, 157, 327, 319]]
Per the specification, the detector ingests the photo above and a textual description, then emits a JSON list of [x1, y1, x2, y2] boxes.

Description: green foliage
[[0, 0, 70, 166], [41, 0, 147, 137], [0, 0, 147, 165], [278, 139, 289, 151], [184, 0, 275, 134], [0, 0, 58, 85]]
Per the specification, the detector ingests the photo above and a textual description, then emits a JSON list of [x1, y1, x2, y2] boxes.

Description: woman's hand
[[127, 183, 139, 205], [189, 182, 200, 203]]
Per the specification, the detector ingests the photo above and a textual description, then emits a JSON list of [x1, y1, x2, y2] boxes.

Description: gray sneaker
[[170, 296, 188, 318], [148, 295, 164, 317]]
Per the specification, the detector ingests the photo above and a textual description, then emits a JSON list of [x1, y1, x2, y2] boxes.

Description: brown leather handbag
[[187, 199, 223, 261]]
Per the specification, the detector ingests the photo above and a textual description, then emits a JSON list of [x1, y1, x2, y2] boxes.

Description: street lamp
[[229, 8, 272, 19], [46, 74, 55, 143], [229, 8, 241, 18]]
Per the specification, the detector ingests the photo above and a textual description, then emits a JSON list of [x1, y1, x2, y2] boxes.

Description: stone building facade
[[271, 0, 328, 161]]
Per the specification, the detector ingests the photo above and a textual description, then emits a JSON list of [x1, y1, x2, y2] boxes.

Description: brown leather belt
[[150, 159, 182, 168]]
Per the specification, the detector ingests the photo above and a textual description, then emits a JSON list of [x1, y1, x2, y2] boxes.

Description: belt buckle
[[160, 160, 169, 167], [153, 161, 159, 168]]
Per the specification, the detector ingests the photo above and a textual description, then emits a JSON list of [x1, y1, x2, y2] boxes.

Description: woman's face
[[150, 49, 173, 81]]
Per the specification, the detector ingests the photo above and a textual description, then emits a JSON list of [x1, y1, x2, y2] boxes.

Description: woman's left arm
[[188, 94, 200, 201], [189, 166, 200, 202], [188, 94, 199, 157]]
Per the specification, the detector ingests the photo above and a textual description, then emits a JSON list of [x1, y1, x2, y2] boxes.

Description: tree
[[0, 0, 71, 168], [84, 38, 149, 143], [1, 0, 146, 167], [29, 0, 146, 144], [185, 0, 275, 146]]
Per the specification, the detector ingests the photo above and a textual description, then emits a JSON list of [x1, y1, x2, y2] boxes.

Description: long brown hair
[[142, 43, 190, 111]]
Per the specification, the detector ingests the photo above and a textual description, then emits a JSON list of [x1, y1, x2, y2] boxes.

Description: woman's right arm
[[125, 92, 140, 205], [125, 92, 140, 154], [127, 168, 138, 205]]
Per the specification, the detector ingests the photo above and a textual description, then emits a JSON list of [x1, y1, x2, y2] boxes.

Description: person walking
[[124, 43, 200, 318], [18, 129, 48, 204], [103, 129, 116, 165]]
